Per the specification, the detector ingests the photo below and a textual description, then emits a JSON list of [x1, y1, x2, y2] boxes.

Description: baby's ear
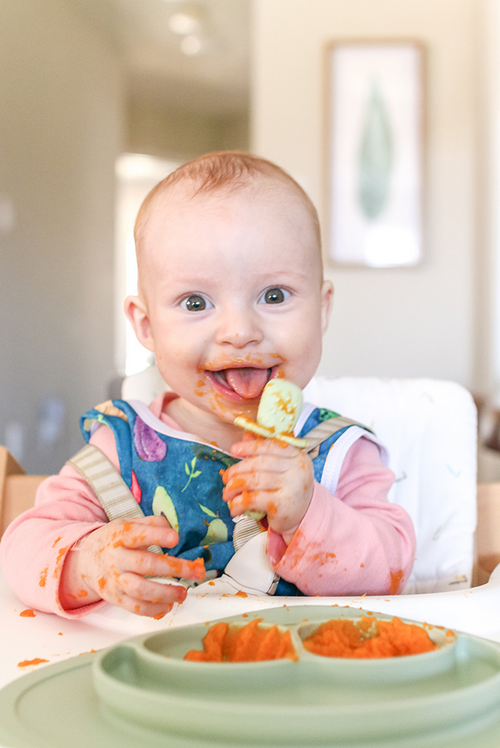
[[320, 280, 334, 334], [124, 295, 155, 352]]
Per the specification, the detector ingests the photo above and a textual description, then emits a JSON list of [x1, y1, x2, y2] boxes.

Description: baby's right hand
[[59, 516, 205, 618]]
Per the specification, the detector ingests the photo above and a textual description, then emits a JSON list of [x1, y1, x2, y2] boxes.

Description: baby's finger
[[113, 590, 176, 618], [125, 548, 205, 580], [226, 489, 274, 518], [115, 519, 180, 551], [119, 572, 188, 605], [222, 473, 282, 503], [231, 438, 299, 459], [224, 453, 292, 487]]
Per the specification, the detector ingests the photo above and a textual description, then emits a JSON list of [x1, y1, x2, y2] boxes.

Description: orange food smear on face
[[390, 569, 404, 595], [18, 658, 49, 668], [303, 617, 437, 659], [39, 568, 48, 587], [184, 619, 298, 662], [51, 536, 62, 548], [19, 609, 36, 617], [98, 577, 106, 591]]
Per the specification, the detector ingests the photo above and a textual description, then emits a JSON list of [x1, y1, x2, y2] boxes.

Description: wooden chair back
[[0, 446, 46, 537]]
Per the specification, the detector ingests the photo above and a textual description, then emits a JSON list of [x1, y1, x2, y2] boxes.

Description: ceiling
[[73, 0, 251, 116]]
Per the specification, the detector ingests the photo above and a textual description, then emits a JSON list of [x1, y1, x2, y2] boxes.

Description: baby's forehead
[[144, 177, 315, 242], [136, 175, 322, 290]]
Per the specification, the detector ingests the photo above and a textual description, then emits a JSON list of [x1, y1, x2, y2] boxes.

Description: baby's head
[[126, 151, 333, 427]]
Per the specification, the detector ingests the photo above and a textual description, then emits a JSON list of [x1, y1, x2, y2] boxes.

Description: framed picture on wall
[[324, 40, 425, 268]]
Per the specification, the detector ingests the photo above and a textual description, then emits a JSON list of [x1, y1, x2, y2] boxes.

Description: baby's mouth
[[210, 367, 274, 400]]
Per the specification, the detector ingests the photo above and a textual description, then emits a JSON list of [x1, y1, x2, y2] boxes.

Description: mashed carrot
[[184, 619, 298, 662], [302, 616, 437, 658]]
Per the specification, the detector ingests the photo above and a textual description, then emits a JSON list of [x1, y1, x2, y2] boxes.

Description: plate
[[2, 606, 500, 748]]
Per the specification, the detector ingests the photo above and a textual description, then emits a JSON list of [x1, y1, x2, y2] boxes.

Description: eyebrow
[[162, 270, 313, 286]]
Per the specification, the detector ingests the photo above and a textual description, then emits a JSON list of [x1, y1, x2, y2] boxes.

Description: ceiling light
[[180, 34, 202, 56], [169, 11, 200, 36]]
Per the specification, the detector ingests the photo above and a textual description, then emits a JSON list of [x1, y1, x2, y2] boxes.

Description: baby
[[0, 152, 415, 618]]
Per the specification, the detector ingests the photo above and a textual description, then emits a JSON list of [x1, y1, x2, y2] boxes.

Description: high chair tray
[[2, 605, 500, 748]]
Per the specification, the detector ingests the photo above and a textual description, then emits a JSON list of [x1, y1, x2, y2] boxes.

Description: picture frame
[[324, 40, 425, 268]]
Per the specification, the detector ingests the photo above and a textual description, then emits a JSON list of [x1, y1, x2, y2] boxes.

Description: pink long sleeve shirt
[[0, 394, 416, 617]]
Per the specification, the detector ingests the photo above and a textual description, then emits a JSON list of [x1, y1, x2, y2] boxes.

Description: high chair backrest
[[121, 368, 478, 594], [303, 377, 477, 594], [0, 446, 46, 537]]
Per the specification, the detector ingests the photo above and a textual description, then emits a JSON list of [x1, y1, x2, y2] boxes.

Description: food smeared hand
[[225, 378, 313, 541], [222, 435, 314, 544], [60, 516, 205, 618]]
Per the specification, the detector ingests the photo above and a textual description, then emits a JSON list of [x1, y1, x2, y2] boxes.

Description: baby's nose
[[215, 306, 264, 348]]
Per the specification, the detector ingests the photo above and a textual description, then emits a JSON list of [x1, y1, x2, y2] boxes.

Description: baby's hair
[[134, 151, 321, 269]]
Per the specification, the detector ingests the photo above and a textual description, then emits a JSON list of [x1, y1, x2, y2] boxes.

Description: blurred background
[[1, 0, 498, 474]]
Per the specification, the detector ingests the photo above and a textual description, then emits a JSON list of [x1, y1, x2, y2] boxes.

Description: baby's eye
[[181, 294, 213, 312], [258, 287, 291, 305]]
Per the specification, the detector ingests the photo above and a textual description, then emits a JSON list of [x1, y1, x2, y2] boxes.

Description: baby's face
[[130, 182, 332, 429]]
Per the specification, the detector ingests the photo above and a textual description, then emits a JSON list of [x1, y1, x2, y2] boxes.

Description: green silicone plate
[[2, 606, 500, 748]]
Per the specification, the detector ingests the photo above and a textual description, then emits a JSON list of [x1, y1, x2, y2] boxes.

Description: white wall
[[251, 0, 479, 388], [0, 0, 123, 473], [477, 0, 500, 399]]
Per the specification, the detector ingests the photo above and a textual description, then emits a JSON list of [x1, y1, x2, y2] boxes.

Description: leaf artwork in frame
[[325, 40, 424, 268]]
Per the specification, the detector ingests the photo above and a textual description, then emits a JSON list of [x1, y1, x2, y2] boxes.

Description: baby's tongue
[[225, 367, 269, 399]]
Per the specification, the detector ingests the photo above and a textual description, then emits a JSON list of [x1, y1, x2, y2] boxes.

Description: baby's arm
[[269, 438, 415, 595], [0, 426, 204, 618], [223, 436, 415, 596], [0, 464, 110, 618]]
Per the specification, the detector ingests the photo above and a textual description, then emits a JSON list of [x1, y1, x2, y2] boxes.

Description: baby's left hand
[[222, 436, 314, 544]]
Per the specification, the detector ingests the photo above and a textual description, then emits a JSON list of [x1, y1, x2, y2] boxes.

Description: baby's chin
[[205, 390, 259, 425]]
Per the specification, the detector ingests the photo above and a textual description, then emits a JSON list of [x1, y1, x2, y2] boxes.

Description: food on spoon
[[232, 379, 308, 520], [184, 619, 298, 662], [234, 379, 308, 449], [302, 616, 438, 659]]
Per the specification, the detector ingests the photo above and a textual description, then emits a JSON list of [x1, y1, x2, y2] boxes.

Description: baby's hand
[[222, 437, 314, 544], [60, 516, 205, 618]]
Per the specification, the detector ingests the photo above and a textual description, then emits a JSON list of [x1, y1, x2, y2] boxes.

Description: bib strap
[[67, 444, 163, 554], [304, 416, 370, 458]]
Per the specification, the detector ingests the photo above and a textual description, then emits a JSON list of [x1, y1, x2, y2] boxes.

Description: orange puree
[[184, 619, 298, 663], [303, 616, 437, 659]]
